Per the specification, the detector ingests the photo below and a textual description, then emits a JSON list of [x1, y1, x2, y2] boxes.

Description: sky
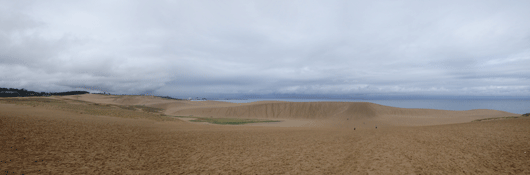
[[1, 0, 529, 99]]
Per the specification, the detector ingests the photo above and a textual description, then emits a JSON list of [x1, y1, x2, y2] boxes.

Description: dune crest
[[172, 101, 517, 126], [174, 102, 377, 119], [62, 94, 518, 126]]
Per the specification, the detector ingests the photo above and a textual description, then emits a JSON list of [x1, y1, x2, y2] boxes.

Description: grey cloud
[[1, 0, 529, 97]]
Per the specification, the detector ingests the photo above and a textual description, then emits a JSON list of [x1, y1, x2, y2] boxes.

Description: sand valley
[[1, 94, 529, 174]]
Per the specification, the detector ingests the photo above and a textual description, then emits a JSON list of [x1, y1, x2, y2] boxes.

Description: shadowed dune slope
[[57, 95, 517, 126], [173, 102, 376, 119], [172, 101, 517, 125]]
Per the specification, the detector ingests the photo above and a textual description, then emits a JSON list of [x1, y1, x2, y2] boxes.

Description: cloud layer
[[1, 0, 529, 97]]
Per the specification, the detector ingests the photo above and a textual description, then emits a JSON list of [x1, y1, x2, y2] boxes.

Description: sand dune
[[172, 101, 517, 126], [59, 94, 236, 111], [48, 94, 521, 127], [53, 94, 519, 127], [1, 98, 529, 174]]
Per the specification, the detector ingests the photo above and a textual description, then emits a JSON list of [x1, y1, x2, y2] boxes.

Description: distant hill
[[0, 87, 89, 97]]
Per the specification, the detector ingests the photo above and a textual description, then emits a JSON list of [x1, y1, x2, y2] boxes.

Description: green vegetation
[[473, 115, 530, 122], [114, 105, 164, 113], [117, 105, 137, 111], [171, 116, 197, 118], [0, 97, 175, 122], [0, 97, 280, 124], [133, 105, 164, 113], [189, 117, 280, 125], [0, 98, 64, 104]]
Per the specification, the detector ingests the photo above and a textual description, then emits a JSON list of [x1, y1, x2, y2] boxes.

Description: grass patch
[[117, 105, 137, 111], [0, 97, 176, 122], [0, 97, 65, 104], [171, 116, 198, 118], [189, 117, 280, 125], [133, 105, 164, 113], [473, 115, 529, 122], [114, 105, 164, 113]]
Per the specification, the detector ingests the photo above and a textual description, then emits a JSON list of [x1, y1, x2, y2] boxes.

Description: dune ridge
[[56, 94, 518, 126], [172, 101, 517, 126], [1, 95, 529, 174], [173, 101, 514, 118]]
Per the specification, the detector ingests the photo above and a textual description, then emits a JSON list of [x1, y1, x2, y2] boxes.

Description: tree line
[[0, 87, 89, 97]]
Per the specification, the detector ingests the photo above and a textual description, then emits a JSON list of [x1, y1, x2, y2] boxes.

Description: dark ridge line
[[0, 87, 89, 97]]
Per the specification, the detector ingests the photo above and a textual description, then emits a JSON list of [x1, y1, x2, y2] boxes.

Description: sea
[[213, 99, 530, 114]]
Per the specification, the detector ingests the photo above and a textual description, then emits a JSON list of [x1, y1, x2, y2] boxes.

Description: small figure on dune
[[354, 127, 356, 130], [375, 125, 377, 129]]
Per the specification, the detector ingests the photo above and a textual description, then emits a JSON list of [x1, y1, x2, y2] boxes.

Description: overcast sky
[[1, 0, 529, 98]]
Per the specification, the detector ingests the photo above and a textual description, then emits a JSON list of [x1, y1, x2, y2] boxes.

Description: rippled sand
[[1, 95, 528, 174]]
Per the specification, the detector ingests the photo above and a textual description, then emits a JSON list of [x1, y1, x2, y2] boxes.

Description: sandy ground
[[1, 95, 529, 174]]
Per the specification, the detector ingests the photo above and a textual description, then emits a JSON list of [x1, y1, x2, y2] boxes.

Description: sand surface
[[1, 94, 529, 174]]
